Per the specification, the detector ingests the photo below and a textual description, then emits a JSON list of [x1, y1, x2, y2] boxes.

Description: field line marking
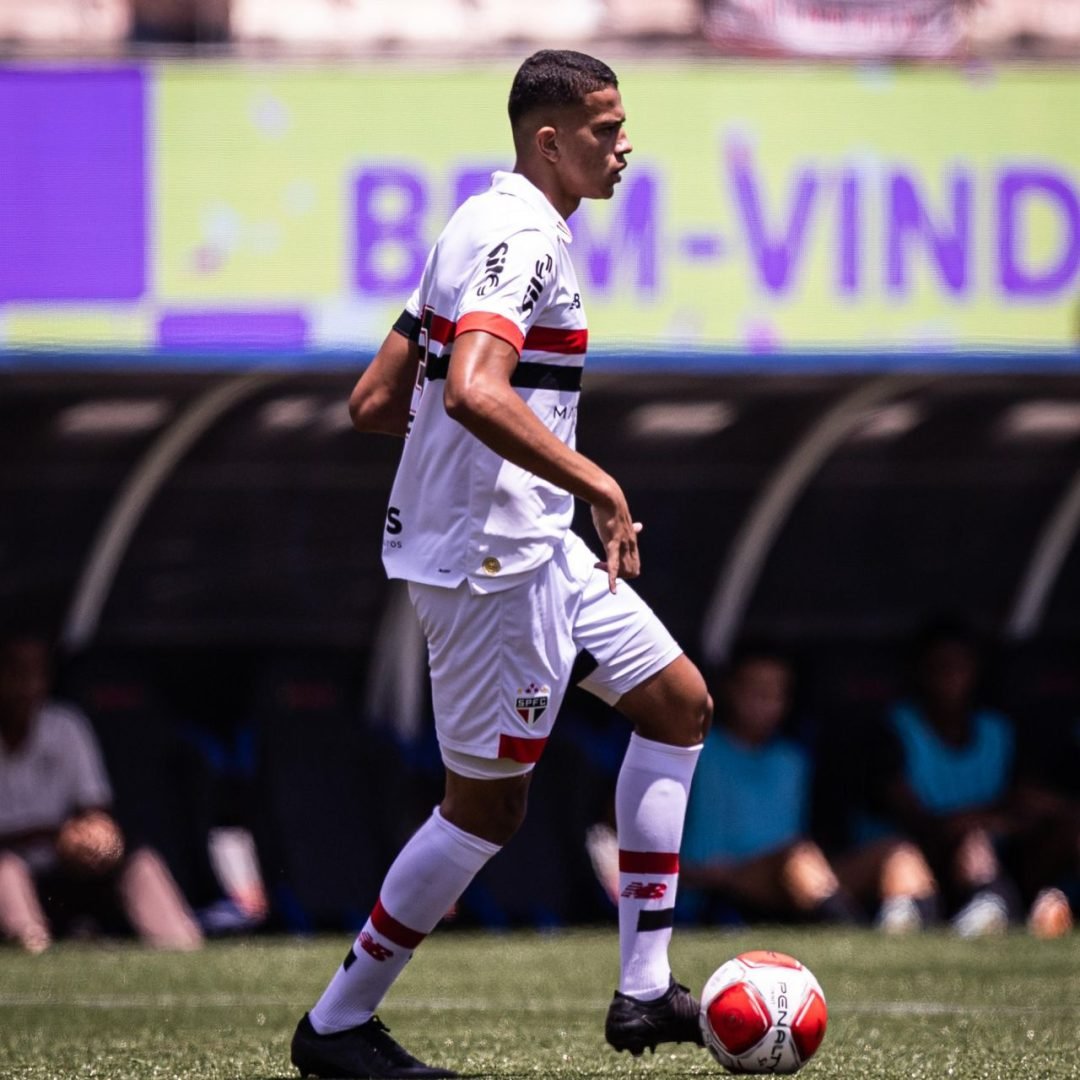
[[0, 994, 1075, 1016]]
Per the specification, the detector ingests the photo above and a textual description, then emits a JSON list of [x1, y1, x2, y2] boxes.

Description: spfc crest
[[515, 681, 550, 725]]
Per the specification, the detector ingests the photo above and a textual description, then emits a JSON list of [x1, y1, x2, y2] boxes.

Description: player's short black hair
[[508, 49, 618, 131]]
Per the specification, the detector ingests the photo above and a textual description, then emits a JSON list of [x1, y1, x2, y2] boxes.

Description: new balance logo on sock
[[358, 931, 394, 962], [621, 881, 669, 901]]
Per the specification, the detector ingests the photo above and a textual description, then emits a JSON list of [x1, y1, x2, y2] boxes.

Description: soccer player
[[290, 50, 712, 1079]]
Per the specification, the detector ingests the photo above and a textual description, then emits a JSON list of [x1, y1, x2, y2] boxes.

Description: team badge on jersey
[[515, 682, 551, 726]]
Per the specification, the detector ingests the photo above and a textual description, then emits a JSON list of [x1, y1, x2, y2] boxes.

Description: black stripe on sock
[[342, 947, 358, 971], [637, 907, 676, 932]]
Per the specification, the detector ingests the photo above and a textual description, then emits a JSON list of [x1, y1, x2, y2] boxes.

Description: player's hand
[[591, 489, 643, 593], [56, 810, 125, 876]]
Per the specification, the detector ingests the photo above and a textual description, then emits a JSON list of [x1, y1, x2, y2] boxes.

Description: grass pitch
[[2, 927, 1078, 1079]]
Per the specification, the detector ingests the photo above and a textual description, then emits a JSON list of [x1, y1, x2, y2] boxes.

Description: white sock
[[615, 733, 701, 1000], [309, 807, 500, 1033]]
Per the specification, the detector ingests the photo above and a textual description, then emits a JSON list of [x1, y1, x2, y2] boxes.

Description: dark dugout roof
[[3, 368, 1080, 656]]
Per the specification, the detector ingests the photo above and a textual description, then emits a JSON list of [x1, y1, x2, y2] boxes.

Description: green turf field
[[2, 928, 1078, 1078]]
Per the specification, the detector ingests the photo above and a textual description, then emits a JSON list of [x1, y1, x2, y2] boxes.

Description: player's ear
[[536, 125, 559, 163]]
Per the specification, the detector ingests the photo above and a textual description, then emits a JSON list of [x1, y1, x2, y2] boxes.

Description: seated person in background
[[865, 619, 1071, 937], [0, 633, 203, 953], [681, 642, 935, 928], [1009, 689, 1080, 937]]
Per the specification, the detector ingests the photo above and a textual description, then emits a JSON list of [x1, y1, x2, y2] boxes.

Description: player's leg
[[776, 840, 863, 922], [294, 772, 509, 1079], [295, 571, 569, 1078], [601, 657, 709, 1055], [566, 533, 710, 1054], [610, 656, 709, 987], [306, 770, 526, 1034], [118, 847, 204, 950], [834, 837, 939, 932], [683, 848, 795, 916], [690, 843, 861, 923], [0, 851, 51, 953], [946, 825, 1018, 935]]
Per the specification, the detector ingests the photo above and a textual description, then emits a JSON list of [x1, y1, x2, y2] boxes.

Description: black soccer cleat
[[605, 976, 705, 1057], [291, 1012, 459, 1079]]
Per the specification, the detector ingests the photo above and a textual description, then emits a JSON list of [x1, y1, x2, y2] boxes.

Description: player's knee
[[700, 689, 715, 739], [674, 673, 712, 746], [441, 775, 530, 846], [486, 784, 529, 844], [951, 827, 999, 886], [658, 683, 711, 747], [0, 849, 33, 884], [782, 841, 839, 907], [882, 841, 937, 899]]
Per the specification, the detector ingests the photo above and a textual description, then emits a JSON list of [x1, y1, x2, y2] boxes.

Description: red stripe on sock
[[370, 898, 426, 950], [619, 850, 680, 874]]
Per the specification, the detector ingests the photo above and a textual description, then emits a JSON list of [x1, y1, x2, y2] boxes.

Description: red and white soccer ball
[[699, 950, 827, 1074]]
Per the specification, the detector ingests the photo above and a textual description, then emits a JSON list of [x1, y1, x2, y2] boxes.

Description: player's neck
[[512, 162, 580, 222]]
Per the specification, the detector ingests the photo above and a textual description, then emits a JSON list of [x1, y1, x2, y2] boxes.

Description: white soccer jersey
[[0, 702, 113, 871], [382, 171, 588, 593]]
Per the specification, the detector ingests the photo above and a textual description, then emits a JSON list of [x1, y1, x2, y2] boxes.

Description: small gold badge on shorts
[[482, 556, 501, 575]]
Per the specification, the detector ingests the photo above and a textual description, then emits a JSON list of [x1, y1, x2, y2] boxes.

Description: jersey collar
[[490, 171, 574, 245]]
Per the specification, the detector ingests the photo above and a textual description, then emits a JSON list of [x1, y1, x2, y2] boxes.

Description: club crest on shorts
[[515, 682, 550, 725]]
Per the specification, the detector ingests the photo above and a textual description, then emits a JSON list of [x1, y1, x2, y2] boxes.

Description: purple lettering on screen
[[727, 137, 818, 295], [0, 67, 146, 302], [998, 168, 1080, 297], [839, 171, 860, 296], [157, 310, 309, 349], [353, 166, 427, 296], [887, 170, 971, 295], [452, 167, 500, 211], [573, 170, 658, 294]]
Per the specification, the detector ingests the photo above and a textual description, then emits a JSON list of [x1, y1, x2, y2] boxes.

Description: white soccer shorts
[[408, 530, 682, 778]]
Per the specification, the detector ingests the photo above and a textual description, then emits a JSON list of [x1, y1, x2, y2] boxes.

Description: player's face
[[553, 86, 632, 203]]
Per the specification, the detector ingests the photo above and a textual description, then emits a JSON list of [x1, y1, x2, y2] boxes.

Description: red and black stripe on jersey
[[392, 307, 585, 392]]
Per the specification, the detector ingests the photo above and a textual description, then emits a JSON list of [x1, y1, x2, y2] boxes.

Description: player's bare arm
[[444, 328, 641, 591], [348, 328, 421, 437]]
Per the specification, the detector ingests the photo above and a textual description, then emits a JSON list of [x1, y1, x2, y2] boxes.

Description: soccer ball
[[699, 950, 827, 1074]]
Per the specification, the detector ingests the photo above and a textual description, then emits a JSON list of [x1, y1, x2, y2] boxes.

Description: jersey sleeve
[[392, 288, 422, 341], [456, 228, 558, 354]]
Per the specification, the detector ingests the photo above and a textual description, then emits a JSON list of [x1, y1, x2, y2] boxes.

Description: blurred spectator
[[65, 647, 268, 935], [230, 0, 603, 48], [679, 642, 936, 929], [967, 0, 1080, 56], [861, 619, 1072, 937], [130, 0, 229, 43], [0, 0, 129, 45], [701, 0, 975, 59], [1011, 684, 1080, 936], [0, 633, 203, 952]]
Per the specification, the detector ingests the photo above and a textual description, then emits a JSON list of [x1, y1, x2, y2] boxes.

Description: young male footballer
[[291, 49, 712, 1079]]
